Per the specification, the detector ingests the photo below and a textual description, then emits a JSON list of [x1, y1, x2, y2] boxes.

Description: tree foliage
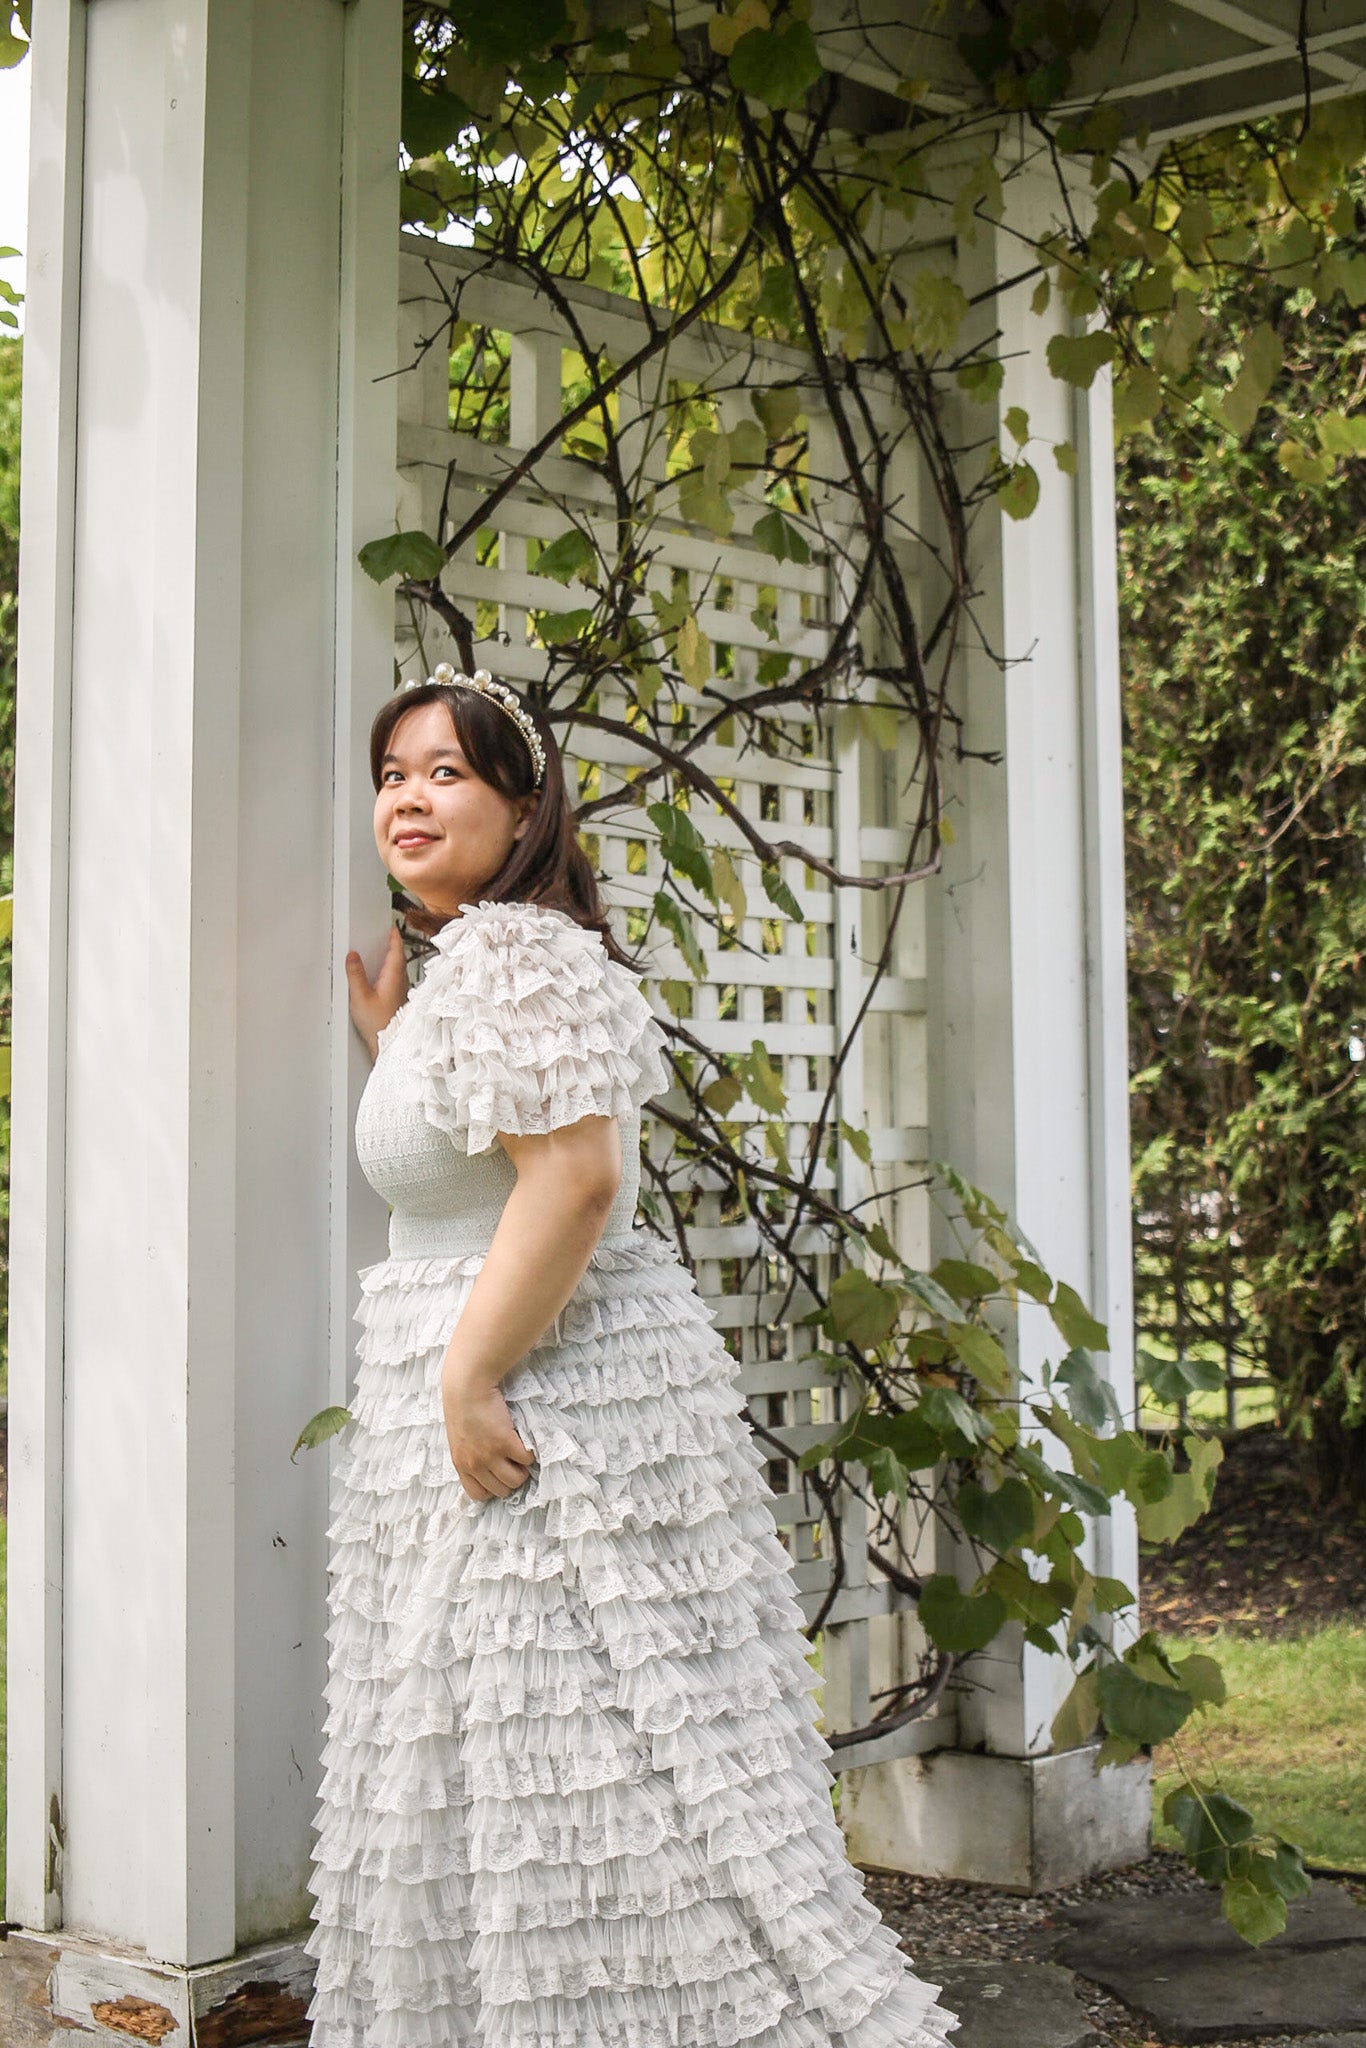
[[1120, 263, 1366, 1509]]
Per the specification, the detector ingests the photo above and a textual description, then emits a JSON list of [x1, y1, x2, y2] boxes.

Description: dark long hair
[[368, 677, 638, 967]]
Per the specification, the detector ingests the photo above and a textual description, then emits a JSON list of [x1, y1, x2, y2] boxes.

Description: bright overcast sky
[[0, 55, 31, 326]]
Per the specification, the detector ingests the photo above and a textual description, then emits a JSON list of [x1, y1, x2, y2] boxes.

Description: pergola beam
[[803, 0, 1366, 148]]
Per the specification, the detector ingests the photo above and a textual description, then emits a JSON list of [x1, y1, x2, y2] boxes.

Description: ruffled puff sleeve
[[404, 898, 670, 1156]]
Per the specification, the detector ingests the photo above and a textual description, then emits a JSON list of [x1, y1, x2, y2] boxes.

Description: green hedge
[[1119, 294, 1366, 1504]]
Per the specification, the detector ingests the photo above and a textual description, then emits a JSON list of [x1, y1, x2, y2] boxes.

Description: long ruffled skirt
[[304, 1229, 961, 2048]]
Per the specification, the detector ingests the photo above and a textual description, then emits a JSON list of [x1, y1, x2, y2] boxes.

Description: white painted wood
[[332, 0, 403, 1406], [9, 0, 403, 1970], [1075, 342, 1143, 1658], [6, 0, 85, 1937], [924, 159, 1137, 1765], [37, 1928, 315, 2043], [810, 0, 1366, 149]]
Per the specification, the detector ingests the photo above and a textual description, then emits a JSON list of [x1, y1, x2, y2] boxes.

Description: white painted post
[[6, 0, 85, 1941], [7, 0, 401, 2026], [839, 165, 1148, 1889]]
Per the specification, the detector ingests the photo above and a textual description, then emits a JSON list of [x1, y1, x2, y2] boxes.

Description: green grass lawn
[[1151, 1621, 1366, 1873]]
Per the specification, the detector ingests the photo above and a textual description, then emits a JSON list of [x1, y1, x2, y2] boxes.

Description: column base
[[839, 1739, 1153, 1893], [0, 1926, 312, 2046]]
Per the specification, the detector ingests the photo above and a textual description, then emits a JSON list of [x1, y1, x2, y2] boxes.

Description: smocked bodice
[[356, 1013, 645, 1257], [352, 899, 666, 1261]]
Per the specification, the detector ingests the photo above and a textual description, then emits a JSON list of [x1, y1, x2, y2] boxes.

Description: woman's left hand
[[345, 925, 409, 1062], [440, 1364, 537, 1502]]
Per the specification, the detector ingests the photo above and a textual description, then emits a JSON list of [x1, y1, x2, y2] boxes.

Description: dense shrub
[[0, 334, 16, 1385], [1119, 297, 1366, 1505]]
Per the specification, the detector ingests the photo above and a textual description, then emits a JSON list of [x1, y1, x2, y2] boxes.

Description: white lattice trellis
[[394, 237, 955, 1773]]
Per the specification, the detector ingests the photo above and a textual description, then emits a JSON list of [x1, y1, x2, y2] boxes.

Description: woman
[[304, 662, 961, 2048]]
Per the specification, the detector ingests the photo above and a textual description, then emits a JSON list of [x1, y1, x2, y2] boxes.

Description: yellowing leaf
[[712, 845, 747, 924], [908, 269, 968, 356], [1051, 1666, 1100, 1749], [997, 460, 1039, 521], [752, 384, 802, 441], [708, 0, 769, 58], [676, 613, 712, 690], [1155, 288, 1205, 376], [1046, 330, 1118, 388], [1218, 321, 1283, 441], [1112, 364, 1163, 436]]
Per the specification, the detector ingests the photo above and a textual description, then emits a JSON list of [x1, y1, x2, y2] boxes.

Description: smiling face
[[374, 699, 534, 918]]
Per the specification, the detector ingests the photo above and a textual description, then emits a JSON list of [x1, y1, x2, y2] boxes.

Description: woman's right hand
[[440, 1363, 537, 1503], [344, 925, 409, 1061]]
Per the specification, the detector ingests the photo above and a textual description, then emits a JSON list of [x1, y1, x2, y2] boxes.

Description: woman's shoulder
[[427, 897, 637, 989], [401, 898, 667, 1154]]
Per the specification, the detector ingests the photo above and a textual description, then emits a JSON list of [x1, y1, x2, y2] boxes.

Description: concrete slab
[[841, 1740, 1153, 1893], [1049, 1880, 1366, 2042], [917, 1958, 1105, 2048]]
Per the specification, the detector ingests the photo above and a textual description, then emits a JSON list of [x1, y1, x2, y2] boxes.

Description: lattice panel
[[394, 237, 954, 1766]]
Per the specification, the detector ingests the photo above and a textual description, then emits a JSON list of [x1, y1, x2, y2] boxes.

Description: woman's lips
[[393, 831, 437, 848]]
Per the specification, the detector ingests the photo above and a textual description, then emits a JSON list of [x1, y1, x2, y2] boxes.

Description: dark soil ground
[[1139, 1419, 1366, 1640]]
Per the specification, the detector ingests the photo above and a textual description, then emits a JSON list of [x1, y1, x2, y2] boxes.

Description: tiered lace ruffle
[[390, 899, 671, 1158], [303, 1235, 962, 2048]]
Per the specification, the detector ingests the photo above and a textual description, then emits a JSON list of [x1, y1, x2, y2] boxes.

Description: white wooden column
[[840, 165, 1148, 1890], [7, 0, 399, 2027]]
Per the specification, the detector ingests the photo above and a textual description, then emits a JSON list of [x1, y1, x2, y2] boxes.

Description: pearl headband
[[400, 662, 546, 788]]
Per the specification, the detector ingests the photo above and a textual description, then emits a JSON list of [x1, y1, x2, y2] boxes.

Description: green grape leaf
[[1097, 1660, 1194, 1745], [949, 1322, 1011, 1394], [957, 1475, 1036, 1553], [1046, 330, 1118, 388], [729, 20, 824, 110], [919, 1574, 1008, 1654], [291, 1405, 354, 1461], [1049, 1282, 1109, 1351], [1135, 1433, 1222, 1544], [761, 865, 803, 921], [1222, 1875, 1286, 1946], [534, 528, 597, 583], [752, 507, 812, 564], [652, 890, 707, 980], [932, 1258, 998, 1302], [358, 530, 446, 584], [828, 1268, 901, 1348]]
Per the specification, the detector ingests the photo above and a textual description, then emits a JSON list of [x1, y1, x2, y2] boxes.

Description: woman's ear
[[512, 797, 536, 842]]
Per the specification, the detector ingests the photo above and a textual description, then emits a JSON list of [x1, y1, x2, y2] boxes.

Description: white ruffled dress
[[304, 897, 961, 2048]]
